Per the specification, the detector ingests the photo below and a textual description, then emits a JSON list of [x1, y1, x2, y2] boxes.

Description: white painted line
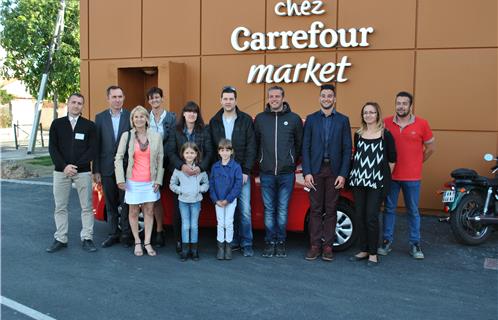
[[1, 296, 57, 320], [0, 179, 52, 186]]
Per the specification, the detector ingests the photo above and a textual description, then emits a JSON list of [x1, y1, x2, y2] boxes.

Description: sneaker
[[46, 239, 67, 253], [242, 246, 254, 257], [305, 245, 321, 261], [81, 239, 97, 252], [275, 242, 287, 258], [409, 244, 425, 259], [377, 240, 392, 256], [262, 242, 275, 258], [231, 244, 241, 252]]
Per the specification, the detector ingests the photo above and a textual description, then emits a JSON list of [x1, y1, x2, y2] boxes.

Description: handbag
[[122, 131, 131, 172]]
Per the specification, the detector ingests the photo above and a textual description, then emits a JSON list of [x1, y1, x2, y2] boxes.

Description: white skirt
[[125, 180, 160, 205]]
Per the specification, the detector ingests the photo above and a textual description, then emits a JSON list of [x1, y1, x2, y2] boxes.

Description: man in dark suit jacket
[[93, 85, 132, 247], [46, 93, 97, 253], [302, 84, 352, 262]]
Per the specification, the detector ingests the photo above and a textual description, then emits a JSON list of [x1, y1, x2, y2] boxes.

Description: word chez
[[230, 1, 375, 86]]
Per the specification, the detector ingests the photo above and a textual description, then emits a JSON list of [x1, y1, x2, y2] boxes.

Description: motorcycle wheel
[[450, 193, 492, 245]]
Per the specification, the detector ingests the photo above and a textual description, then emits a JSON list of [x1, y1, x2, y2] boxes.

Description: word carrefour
[[230, 0, 374, 86]]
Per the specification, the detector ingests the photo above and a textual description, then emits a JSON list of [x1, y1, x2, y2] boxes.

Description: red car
[[93, 166, 357, 251]]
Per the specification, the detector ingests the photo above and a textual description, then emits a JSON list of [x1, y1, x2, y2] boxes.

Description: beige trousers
[[53, 171, 94, 243]]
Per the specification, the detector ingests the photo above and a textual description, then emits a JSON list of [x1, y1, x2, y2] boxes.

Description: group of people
[[46, 83, 435, 266]]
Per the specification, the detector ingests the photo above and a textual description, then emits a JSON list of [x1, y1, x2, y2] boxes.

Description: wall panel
[[80, 0, 88, 59], [88, 0, 141, 59], [415, 49, 498, 131], [202, 0, 266, 55], [418, 0, 498, 48], [143, 0, 200, 57], [338, 0, 416, 50]]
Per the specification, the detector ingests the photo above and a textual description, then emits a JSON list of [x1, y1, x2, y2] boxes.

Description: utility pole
[[27, 0, 65, 154]]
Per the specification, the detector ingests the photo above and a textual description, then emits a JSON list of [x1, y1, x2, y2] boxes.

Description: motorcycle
[[441, 153, 498, 245]]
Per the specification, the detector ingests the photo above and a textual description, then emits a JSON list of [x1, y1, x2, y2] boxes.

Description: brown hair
[[180, 141, 202, 165]]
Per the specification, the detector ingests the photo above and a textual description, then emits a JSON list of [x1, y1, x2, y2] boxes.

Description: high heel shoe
[[144, 243, 156, 256], [134, 243, 143, 256], [349, 252, 368, 262]]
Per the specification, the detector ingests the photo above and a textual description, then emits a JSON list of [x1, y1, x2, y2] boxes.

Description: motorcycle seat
[[451, 168, 478, 180]]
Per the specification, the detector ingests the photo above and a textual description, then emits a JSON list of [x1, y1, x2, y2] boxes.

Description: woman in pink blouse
[[115, 106, 164, 256]]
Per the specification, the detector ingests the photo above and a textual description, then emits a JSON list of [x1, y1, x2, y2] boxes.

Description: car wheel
[[334, 201, 357, 251]]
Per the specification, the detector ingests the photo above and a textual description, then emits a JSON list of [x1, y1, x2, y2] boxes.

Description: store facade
[[79, 0, 498, 210]]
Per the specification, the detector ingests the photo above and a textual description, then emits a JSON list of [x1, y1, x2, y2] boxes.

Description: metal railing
[[13, 122, 44, 149]]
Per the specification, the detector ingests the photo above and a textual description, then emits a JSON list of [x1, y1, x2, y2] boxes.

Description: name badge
[[75, 133, 85, 140]]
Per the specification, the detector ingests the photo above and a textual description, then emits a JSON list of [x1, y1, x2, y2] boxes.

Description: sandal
[[134, 243, 143, 256], [144, 243, 156, 256]]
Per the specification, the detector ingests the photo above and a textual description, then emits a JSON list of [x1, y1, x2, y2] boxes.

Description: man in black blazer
[[93, 85, 132, 247], [46, 93, 97, 253], [302, 84, 352, 262]]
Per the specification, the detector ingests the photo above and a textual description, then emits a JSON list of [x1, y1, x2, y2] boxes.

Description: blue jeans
[[233, 179, 253, 247], [178, 201, 201, 243], [383, 180, 421, 245], [260, 173, 295, 243]]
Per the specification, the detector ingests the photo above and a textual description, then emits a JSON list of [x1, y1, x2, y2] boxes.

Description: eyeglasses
[[363, 111, 378, 115]]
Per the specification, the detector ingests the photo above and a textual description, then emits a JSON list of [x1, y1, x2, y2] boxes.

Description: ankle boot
[[225, 242, 232, 260], [175, 241, 182, 254], [216, 241, 225, 260], [180, 242, 189, 261], [191, 243, 199, 261]]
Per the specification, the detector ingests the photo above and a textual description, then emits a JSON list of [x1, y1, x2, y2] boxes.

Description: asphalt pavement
[[1, 177, 497, 320]]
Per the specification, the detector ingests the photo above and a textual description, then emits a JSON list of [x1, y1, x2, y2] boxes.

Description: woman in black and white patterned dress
[[349, 102, 396, 266]]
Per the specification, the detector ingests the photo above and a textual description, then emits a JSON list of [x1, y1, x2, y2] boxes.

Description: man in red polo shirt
[[378, 91, 435, 259]]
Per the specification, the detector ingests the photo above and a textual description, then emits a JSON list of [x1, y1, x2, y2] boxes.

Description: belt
[[322, 158, 330, 163]]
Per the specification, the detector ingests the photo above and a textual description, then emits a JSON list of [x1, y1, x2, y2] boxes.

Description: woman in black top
[[166, 101, 213, 254], [349, 102, 396, 266]]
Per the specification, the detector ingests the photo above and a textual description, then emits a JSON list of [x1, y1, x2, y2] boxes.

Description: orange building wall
[[80, 0, 498, 210]]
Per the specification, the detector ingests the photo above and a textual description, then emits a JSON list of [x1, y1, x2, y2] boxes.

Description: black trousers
[[352, 186, 383, 255], [102, 174, 130, 237]]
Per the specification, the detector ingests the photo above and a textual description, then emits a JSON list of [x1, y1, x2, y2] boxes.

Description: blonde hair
[[130, 105, 150, 128], [356, 102, 384, 136]]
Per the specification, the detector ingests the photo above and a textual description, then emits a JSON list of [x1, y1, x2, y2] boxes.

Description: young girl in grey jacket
[[169, 142, 209, 261]]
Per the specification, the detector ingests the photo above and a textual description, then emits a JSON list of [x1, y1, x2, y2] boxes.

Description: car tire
[[304, 199, 357, 252]]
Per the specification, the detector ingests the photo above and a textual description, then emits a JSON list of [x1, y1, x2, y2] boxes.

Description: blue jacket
[[302, 110, 352, 177], [209, 159, 243, 203]]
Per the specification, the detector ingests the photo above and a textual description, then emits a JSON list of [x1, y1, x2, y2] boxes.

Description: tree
[[0, 0, 80, 103]]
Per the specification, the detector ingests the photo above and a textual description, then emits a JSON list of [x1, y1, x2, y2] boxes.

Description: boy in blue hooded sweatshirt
[[210, 139, 243, 260]]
